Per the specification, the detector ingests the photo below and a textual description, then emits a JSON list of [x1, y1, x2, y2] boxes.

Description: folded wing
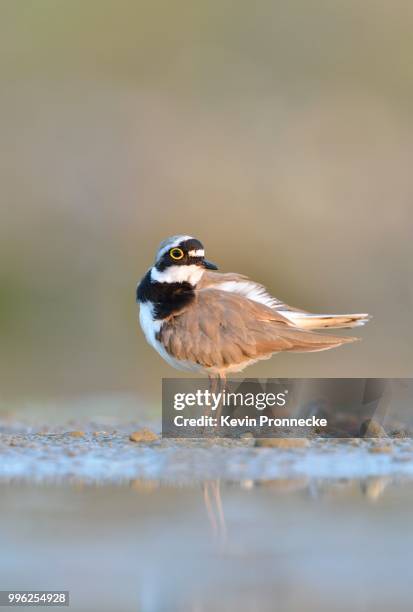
[[157, 288, 357, 371]]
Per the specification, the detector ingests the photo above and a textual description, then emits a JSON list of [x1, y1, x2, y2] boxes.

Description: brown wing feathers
[[157, 288, 356, 370]]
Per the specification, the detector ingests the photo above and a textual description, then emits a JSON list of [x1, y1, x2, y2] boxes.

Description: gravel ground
[[1, 420, 413, 484]]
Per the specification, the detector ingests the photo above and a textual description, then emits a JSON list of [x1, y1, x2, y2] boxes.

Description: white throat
[[150, 265, 205, 286]]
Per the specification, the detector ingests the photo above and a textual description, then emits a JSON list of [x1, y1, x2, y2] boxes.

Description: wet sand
[[1, 420, 413, 484]]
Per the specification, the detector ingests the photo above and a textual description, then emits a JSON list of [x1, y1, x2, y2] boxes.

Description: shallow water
[[1, 408, 413, 611], [1, 478, 413, 612]]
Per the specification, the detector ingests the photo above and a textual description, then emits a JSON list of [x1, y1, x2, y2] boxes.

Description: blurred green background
[[1, 0, 412, 408]]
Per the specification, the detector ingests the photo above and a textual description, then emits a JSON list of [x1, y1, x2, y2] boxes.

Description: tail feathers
[[281, 311, 371, 331], [281, 330, 359, 353]]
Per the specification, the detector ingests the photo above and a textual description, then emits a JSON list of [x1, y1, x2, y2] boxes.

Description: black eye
[[169, 247, 184, 260]]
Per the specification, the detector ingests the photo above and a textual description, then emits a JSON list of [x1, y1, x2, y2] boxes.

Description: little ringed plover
[[137, 235, 370, 380]]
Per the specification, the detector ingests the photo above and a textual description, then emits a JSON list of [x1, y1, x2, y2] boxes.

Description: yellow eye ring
[[169, 247, 184, 260]]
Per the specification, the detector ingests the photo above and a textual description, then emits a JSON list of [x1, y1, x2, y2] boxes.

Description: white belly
[[138, 303, 203, 373]]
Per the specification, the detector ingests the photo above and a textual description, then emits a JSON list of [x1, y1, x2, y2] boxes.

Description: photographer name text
[[173, 415, 327, 428]]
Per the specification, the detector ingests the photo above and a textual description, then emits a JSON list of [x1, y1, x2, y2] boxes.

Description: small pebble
[[368, 445, 393, 454], [255, 438, 309, 448], [360, 419, 387, 438], [129, 428, 159, 443]]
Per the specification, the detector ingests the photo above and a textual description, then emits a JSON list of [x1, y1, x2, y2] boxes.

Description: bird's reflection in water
[[199, 473, 393, 551], [361, 476, 391, 501], [203, 479, 227, 543]]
